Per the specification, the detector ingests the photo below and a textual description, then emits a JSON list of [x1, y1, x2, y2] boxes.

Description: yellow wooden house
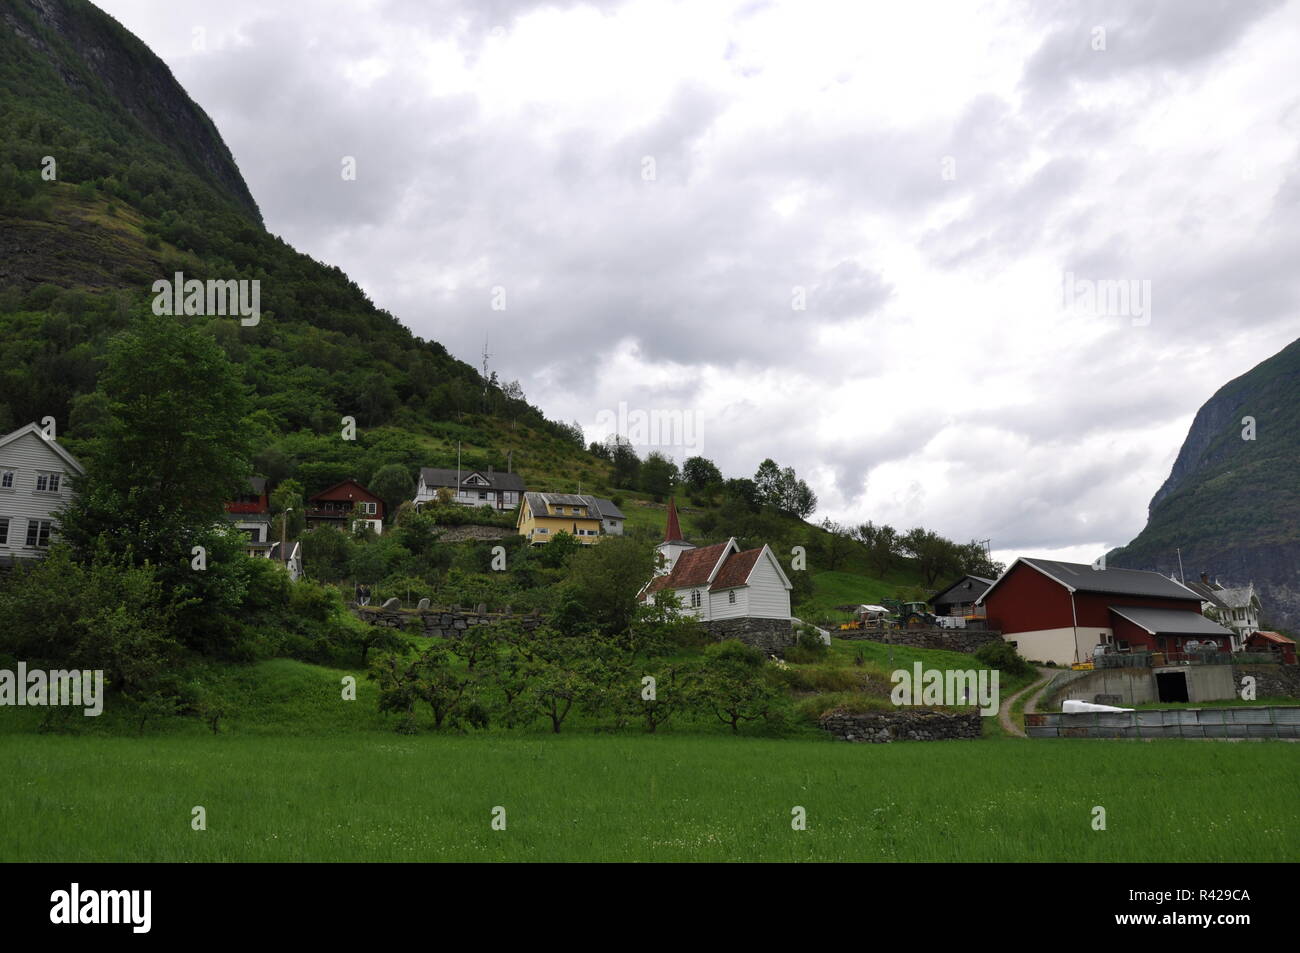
[[517, 492, 603, 545]]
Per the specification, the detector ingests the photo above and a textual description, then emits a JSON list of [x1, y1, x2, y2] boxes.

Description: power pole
[[481, 334, 491, 413]]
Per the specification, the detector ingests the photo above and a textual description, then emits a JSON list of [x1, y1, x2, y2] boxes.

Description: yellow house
[[517, 492, 603, 545]]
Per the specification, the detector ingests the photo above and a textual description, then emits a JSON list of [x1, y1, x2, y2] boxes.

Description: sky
[[96, 0, 1300, 566]]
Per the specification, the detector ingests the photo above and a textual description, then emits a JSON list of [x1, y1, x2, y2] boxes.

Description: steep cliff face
[[1, 0, 260, 222], [1109, 337, 1300, 632]]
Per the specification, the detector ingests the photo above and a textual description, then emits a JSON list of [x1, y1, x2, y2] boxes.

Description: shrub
[[974, 640, 1035, 679]]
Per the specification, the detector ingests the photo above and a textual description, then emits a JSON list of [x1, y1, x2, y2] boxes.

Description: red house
[[225, 477, 269, 514], [978, 557, 1235, 665], [306, 479, 385, 535], [1246, 631, 1297, 665]]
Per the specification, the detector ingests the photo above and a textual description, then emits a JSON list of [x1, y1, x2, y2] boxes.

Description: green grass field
[[2, 733, 1295, 862]]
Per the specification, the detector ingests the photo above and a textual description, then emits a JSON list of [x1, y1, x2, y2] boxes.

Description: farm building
[[978, 557, 1234, 665], [1246, 631, 1296, 664], [931, 575, 994, 618]]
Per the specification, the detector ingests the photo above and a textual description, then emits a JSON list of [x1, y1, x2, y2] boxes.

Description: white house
[[584, 496, 625, 535], [0, 423, 85, 566], [638, 499, 792, 623], [414, 467, 525, 511], [1186, 574, 1263, 650]]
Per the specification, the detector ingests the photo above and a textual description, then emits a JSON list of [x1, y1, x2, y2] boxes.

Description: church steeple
[[664, 497, 683, 542], [655, 497, 695, 575]]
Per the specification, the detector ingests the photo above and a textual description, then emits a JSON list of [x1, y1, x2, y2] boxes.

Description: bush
[[974, 640, 1035, 679]]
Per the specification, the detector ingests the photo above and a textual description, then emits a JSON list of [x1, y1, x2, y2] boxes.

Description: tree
[[901, 527, 963, 587], [818, 519, 853, 571], [270, 478, 305, 538], [61, 311, 254, 567], [754, 459, 783, 504], [299, 526, 354, 582], [638, 451, 679, 501], [855, 522, 900, 576], [561, 535, 657, 640], [693, 641, 781, 733], [368, 463, 415, 518], [682, 456, 722, 491], [610, 438, 641, 489]]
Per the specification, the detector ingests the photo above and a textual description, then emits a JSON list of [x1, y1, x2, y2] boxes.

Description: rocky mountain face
[[1109, 337, 1300, 633], [2, 0, 260, 222]]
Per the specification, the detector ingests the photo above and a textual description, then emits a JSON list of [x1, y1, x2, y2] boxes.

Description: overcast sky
[[97, 0, 1299, 565]]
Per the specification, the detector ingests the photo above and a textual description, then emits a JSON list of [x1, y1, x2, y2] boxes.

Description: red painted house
[[1246, 631, 1297, 664], [978, 557, 1235, 664], [306, 479, 385, 535]]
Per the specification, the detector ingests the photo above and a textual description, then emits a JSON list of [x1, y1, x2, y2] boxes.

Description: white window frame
[[0, 471, 13, 489]]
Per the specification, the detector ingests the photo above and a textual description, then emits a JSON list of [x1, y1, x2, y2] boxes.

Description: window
[[0, 471, 13, 489], [479, 492, 488, 500], [691, 590, 702, 608], [26, 519, 52, 548], [35, 473, 60, 492], [728, 590, 736, 604], [0, 517, 7, 544]]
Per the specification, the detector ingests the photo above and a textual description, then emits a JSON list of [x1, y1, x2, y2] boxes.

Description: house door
[[1156, 671, 1189, 704]]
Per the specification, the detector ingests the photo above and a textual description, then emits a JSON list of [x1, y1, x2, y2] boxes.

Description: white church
[[639, 500, 794, 635]]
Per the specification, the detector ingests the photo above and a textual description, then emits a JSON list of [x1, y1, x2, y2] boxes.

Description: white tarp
[[1063, 699, 1134, 713]]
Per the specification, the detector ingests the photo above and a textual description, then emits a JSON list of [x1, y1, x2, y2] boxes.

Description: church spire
[[664, 497, 683, 542]]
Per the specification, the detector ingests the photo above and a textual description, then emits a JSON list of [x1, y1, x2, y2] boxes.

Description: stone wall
[[705, 617, 795, 655], [820, 708, 982, 743], [350, 605, 541, 639], [838, 627, 1001, 654], [1232, 663, 1300, 698]]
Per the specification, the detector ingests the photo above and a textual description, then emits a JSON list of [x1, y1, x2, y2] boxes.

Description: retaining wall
[[1024, 706, 1300, 739], [820, 708, 982, 743]]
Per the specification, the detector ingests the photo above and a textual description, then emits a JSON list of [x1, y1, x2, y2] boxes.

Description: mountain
[[0, 0, 611, 495], [1108, 337, 1300, 632]]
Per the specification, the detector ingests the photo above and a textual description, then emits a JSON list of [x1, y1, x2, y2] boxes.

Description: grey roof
[[584, 496, 625, 520], [1185, 581, 1229, 609], [931, 575, 994, 606], [1108, 606, 1234, 637], [982, 557, 1202, 603], [420, 467, 525, 492], [1214, 585, 1258, 609]]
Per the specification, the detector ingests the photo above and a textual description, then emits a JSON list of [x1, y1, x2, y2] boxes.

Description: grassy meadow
[[2, 733, 1295, 862]]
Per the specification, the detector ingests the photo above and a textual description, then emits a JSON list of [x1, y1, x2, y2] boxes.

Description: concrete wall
[[1025, 706, 1300, 739], [1053, 664, 1238, 707]]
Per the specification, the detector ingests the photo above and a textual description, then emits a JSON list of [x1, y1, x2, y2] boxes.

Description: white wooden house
[[0, 423, 85, 566], [414, 467, 525, 511]]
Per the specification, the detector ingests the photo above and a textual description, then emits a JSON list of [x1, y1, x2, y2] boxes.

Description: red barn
[[306, 479, 385, 534], [978, 557, 1234, 665]]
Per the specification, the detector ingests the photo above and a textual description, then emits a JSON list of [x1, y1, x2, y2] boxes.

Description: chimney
[[1201, 571, 1209, 585]]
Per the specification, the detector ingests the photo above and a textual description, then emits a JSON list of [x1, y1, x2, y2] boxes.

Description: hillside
[[0, 0, 614, 496], [1108, 337, 1300, 631], [0, 0, 963, 621]]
